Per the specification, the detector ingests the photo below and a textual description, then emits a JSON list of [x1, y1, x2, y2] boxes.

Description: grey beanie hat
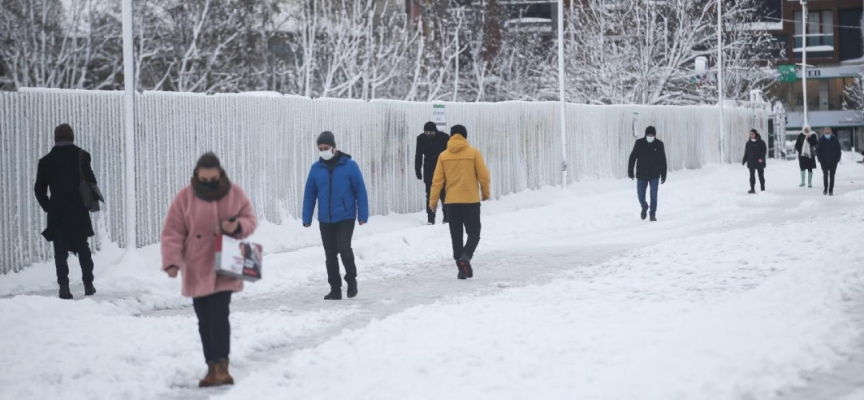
[[317, 131, 336, 147]]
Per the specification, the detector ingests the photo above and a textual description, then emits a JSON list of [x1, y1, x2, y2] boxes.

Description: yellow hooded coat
[[429, 134, 491, 209]]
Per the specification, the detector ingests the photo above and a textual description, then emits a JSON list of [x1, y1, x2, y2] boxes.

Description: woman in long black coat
[[742, 129, 767, 194], [794, 126, 818, 188]]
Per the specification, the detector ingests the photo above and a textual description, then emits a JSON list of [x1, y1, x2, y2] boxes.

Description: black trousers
[[748, 167, 765, 190], [192, 291, 232, 363], [320, 219, 357, 290], [53, 237, 94, 286], [447, 203, 481, 262], [822, 164, 837, 193], [424, 181, 447, 224]]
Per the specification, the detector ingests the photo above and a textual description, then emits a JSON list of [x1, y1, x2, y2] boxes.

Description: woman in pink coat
[[161, 152, 257, 388]]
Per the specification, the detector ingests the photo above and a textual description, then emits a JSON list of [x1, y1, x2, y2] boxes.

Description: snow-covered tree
[[559, 0, 776, 105]]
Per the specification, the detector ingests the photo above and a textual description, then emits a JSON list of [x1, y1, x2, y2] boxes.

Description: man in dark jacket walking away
[[816, 127, 842, 196], [416, 121, 450, 225], [303, 131, 370, 300], [34, 124, 98, 299], [742, 129, 767, 194], [628, 126, 667, 222]]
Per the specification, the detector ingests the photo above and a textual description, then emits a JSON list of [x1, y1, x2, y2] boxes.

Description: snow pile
[[1, 160, 861, 400]]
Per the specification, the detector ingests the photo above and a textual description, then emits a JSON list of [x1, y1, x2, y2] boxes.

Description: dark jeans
[[192, 291, 232, 363], [319, 219, 357, 290], [424, 181, 447, 224], [749, 167, 765, 190], [822, 163, 837, 193], [637, 178, 659, 216], [53, 237, 94, 286], [447, 203, 481, 262]]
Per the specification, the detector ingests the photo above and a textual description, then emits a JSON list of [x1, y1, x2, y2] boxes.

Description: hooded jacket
[[429, 135, 491, 209], [415, 131, 450, 183], [628, 136, 668, 181], [816, 134, 842, 166], [302, 152, 370, 225], [742, 134, 767, 169]]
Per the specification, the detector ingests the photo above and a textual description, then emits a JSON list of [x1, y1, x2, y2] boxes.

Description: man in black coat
[[628, 126, 668, 222], [415, 121, 450, 225], [816, 127, 843, 196], [741, 129, 767, 194], [34, 124, 98, 299]]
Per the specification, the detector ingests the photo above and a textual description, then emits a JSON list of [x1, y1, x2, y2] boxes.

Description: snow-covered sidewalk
[[2, 159, 863, 400]]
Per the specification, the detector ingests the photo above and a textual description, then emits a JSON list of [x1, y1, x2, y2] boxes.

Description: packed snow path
[[1, 160, 863, 400]]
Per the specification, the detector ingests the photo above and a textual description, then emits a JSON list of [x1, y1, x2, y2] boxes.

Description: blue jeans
[[637, 178, 659, 216]]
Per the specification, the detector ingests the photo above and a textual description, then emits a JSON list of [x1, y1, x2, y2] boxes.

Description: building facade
[[761, 0, 864, 151]]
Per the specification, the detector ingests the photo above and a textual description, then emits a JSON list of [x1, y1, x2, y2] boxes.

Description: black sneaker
[[457, 256, 473, 278], [457, 271, 467, 280], [641, 209, 647, 220], [347, 283, 358, 299], [650, 215, 657, 222], [823, 190, 828, 195], [829, 192, 834, 196], [59, 285, 73, 300], [747, 190, 755, 194], [84, 283, 96, 296], [324, 289, 342, 300]]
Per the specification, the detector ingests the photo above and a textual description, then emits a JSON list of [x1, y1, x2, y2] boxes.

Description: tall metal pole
[[122, 0, 137, 253], [454, 9, 461, 102], [801, 0, 809, 127], [558, 0, 568, 188], [717, 0, 725, 163]]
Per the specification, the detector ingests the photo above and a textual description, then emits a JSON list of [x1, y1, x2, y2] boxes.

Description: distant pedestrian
[[742, 129, 767, 194], [416, 121, 450, 225], [303, 131, 369, 300], [429, 125, 491, 280], [161, 152, 258, 388], [816, 127, 842, 196], [628, 126, 667, 221], [34, 123, 98, 300], [795, 126, 817, 188]]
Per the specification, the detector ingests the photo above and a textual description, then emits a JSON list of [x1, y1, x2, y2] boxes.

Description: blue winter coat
[[302, 153, 369, 225], [816, 135, 842, 166]]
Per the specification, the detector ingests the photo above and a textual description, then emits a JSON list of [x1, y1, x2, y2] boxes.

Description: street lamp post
[[800, 0, 809, 128], [122, 0, 136, 253], [558, 0, 567, 188], [717, 0, 725, 163]]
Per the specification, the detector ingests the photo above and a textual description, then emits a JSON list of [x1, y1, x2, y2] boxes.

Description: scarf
[[801, 134, 813, 159], [191, 170, 232, 201]]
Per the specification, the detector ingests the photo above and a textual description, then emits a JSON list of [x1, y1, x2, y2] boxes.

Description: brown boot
[[212, 358, 235, 386], [198, 362, 218, 388]]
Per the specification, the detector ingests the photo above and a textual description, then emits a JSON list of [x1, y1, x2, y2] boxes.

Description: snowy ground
[[1, 157, 863, 400]]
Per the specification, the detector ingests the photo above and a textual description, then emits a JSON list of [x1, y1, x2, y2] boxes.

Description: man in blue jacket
[[816, 127, 842, 196], [303, 131, 369, 300]]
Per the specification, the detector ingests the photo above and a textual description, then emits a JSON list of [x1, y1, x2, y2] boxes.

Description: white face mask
[[750, 138, 756, 142], [646, 136, 655, 143], [320, 149, 335, 161]]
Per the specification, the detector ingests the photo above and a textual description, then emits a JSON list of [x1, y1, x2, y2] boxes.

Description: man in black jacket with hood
[[628, 126, 668, 222], [34, 124, 98, 299], [415, 121, 450, 225]]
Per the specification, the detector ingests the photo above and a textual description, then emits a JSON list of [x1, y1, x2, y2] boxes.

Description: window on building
[[793, 10, 834, 58]]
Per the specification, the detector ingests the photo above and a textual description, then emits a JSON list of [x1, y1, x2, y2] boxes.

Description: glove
[[416, 172, 422, 180], [628, 173, 634, 180], [661, 177, 666, 184]]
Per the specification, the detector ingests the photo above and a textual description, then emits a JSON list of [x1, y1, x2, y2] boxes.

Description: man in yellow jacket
[[429, 125, 491, 280]]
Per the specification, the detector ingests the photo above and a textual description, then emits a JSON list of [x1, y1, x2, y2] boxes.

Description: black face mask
[[201, 179, 220, 189]]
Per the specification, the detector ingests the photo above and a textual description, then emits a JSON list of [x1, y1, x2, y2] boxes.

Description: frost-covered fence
[[0, 90, 767, 274]]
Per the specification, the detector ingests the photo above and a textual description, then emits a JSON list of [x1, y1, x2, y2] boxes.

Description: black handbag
[[78, 150, 104, 212]]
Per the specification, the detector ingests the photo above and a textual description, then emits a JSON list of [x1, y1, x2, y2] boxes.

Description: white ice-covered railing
[[0, 90, 768, 274]]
